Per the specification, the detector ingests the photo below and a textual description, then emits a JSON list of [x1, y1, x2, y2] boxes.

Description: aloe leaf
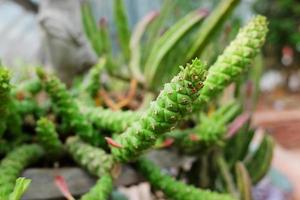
[[235, 162, 253, 200], [129, 11, 159, 82], [99, 18, 115, 71], [81, 2, 101, 55], [217, 155, 238, 196], [245, 134, 274, 184], [113, 0, 131, 62], [142, 0, 174, 61], [186, 0, 240, 61], [144, 9, 207, 88]]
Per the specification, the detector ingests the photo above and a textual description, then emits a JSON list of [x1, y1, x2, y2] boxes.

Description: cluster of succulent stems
[[0, 14, 270, 200]]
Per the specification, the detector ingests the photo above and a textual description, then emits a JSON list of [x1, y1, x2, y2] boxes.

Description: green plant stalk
[[82, 58, 105, 99], [38, 72, 104, 146], [0, 68, 22, 137], [15, 98, 43, 117], [245, 134, 274, 184], [113, 0, 131, 62], [0, 68, 11, 137], [0, 144, 44, 199], [194, 15, 268, 110], [9, 177, 31, 200], [111, 59, 206, 162], [144, 9, 207, 88], [81, 173, 113, 200], [14, 78, 42, 96], [66, 137, 114, 177], [186, 0, 240, 61], [84, 107, 140, 133], [164, 102, 241, 153], [137, 158, 235, 200], [36, 117, 63, 158], [6, 110, 23, 137]]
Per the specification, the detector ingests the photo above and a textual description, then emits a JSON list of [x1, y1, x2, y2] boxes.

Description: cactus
[[38, 72, 105, 147], [66, 137, 114, 177], [137, 158, 235, 200], [194, 15, 268, 110], [0, 144, 44, 199], [111, 59, 206, 162], [36, 118, 63, 158], [81, 173, 113, 200]]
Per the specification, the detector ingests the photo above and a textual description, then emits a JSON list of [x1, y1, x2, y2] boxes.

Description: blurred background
[[0, 0, 299, 199]]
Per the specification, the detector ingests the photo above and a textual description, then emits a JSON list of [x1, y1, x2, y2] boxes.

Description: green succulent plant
[[0, 1, 272, 199]]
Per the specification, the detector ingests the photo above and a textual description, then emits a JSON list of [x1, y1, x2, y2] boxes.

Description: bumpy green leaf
[[36, 117, 63, 158], [66, 137, 114, 177], [81, 57, 105, 99], [81, 173, 113, 200], [15, 79, 42, 96], [144, 9, 207, 88], [165, 102, 241, 153], [0, 144, 44, 199], [38, 72, 104, 146], [0, 67, 22, 137], [84, 107, 140, 133], [194, 15, 268, 110], [137, 158, 235, 200], [111, 59, 206, 162]]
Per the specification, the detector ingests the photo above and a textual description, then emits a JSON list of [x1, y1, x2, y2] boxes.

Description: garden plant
[[0, 0, 273, 199]]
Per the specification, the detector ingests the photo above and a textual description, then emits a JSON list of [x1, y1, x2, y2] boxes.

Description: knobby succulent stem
[[66, 137, 114, 177], [193, 15, 268, 111], [80, 173, 113, 200], [136, 158, 236, 200], [111, 59, 207, 162], [0, 144, 44, 199], [38, 72, 105, 147]]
